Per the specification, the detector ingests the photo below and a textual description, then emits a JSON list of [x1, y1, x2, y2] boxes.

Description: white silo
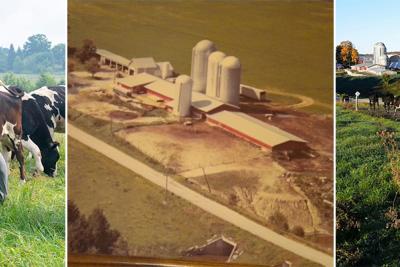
[[191, 40, 217, 93], [373, 42, 388, 66], [206, 51, 226, 98], [174, 75, 192, 117], [219, 56, 241, 106]]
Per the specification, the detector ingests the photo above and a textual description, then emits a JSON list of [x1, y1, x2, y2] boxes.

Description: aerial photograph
[[67, 1, 333, 267], [0, 0, 66, 266], [336, 0, 400, 266]]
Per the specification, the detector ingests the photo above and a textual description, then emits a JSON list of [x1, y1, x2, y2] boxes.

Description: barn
[[96, 49, 130, 72], [114, 73, 160, 96], [207, 111, 307, 151]]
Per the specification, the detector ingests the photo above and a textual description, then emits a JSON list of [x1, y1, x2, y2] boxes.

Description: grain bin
[[191, 40, 217, 93], [174, 75, 193, 117], [206, 51, 226, 98], [219, 56, 241, 106]]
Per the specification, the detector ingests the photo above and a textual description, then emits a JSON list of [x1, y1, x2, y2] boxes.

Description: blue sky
[[0, 0, 66, 48], [336, 0, 400, 53]]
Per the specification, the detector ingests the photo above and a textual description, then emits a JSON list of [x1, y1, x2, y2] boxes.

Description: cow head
[[42, 141, 60, 177]]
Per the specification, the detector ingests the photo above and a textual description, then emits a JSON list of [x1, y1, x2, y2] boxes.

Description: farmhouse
[[207, 111, 307, 151]]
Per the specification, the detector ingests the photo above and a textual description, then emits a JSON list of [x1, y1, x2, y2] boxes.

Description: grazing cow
[[20, 91, 60, 177], [0, 153, 8, 203], [0, 83, 26, 182], [382, 93, 395, 112], [30, 86, 65, 137], [369, 94, 379, 111]]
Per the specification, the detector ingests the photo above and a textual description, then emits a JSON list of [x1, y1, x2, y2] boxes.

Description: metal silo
[[219, 56, 241, 106], [191, 40, 217, 93], [174, 75, 193, 117], [206, 51, 226, 98]]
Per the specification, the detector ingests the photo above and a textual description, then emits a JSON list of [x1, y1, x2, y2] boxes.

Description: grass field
[[336, 107, 400, 266], [68, 137, 320, 267], [69, 0, 333, 113], [0, 72, 65, 83], [0, 133, 65, 267]]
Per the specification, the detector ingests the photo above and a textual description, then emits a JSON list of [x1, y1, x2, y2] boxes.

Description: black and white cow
[[30, 86, 65, 138], [20, 92, 60, 177], [0, 82, 26, 182]]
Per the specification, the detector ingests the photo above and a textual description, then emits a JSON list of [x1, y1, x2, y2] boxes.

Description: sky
[[336, 0, 400, 54], [0, 0, 66, 48]]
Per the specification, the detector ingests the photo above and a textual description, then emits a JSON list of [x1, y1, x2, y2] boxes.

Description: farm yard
[[336, 106, 400, 266], [0, 133, 65, 266], [68, 65, 333, 254], [68, 0, 333, 114], [68, 137, 321, 267]]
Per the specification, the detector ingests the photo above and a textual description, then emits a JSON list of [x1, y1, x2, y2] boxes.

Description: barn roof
[[191, 92, 226, 113], [116, 73, 160, 88], [144, 79, 176, 100], [96, 49, 131, 66], [207, 111, 307, 147], [130, 57, 158, 70]]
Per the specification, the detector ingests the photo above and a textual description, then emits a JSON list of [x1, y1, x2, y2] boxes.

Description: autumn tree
[[85, 57, 100, 78], [336, 40, 359, 68]]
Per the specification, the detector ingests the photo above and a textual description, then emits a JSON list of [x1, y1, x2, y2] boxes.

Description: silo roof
[[96, 49, 131, 66], [207, 111, 307, 147]]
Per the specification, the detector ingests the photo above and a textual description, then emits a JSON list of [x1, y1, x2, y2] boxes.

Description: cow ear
[[51, 141, 60, 149]]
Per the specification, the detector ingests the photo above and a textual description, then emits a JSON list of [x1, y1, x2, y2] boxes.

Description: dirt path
[[68, 124, 333, 267], [267, 89, 333, 110]]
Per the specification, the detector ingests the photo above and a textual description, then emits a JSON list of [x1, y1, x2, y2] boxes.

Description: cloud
[[0, 0, 66, 47]]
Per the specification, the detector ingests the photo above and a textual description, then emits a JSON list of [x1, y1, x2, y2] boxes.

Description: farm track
[[68, 124, 333, 267]]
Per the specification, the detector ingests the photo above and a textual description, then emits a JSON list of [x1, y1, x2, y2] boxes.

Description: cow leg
[[14, 142, 26, 182], [0, 153, 8, 203], [1, 149, 11, 176], [22, 137, 44, 174]]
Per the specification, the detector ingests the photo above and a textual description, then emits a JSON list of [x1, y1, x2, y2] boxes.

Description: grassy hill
[[0, 134, 65, 266], [69, 0, 333, 113], [336, 107, 400, 266], [336, 74, 400, 97]]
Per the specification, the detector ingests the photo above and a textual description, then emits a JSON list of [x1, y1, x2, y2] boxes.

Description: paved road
[[68, 124, 333, 267]]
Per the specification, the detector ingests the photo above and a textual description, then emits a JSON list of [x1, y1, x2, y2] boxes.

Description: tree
[[52, 43, 66, 68], [337, 41, 359, 68], [7, 44, 16, 70], [23, 34, 51, 56], [36, 73, 57, 88], [351, 48, 359, 65], [85, 57, 100, 78], [381, 74, 391, 91], [78, 39, 96, 63]]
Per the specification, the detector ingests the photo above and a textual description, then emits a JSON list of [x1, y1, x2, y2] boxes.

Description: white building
[[373, 42, 388, 66]]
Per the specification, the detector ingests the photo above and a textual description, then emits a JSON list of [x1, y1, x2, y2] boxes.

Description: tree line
[[0, 34, 65, 74]]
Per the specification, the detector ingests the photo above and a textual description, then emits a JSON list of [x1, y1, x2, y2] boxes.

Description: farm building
[[96, 49, 131, 72], [207, 111, 307, 151], [240, 84, 267, 101], [114, 73, 160, 96], [129, 57, 160, 76]]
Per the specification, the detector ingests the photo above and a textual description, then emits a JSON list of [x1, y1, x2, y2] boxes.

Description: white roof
[[144, 79, 177, 99], [130, 57, 158, 69], [96, 49, 131, 66], [207, 111, 307, 147], [116, 73, 160, 88], [191, 92, 226, 113]]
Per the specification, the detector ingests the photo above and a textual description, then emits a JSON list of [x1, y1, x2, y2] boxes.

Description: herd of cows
[[342, 93, 400, 114], [0, 80, 65, 202]]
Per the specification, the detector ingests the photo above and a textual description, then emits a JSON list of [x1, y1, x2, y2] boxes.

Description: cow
[[0, 153, 8, 203], [394, 96, 400, 114], [369, 94, 379, 111], [20, 91, 60, 177], [0, 82, 26, 182], [382, 93, 395, 112], [30, 86, 65, 138]]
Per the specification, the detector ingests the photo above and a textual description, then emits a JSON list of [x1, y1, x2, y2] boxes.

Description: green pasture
[[0, 133, 65, 267]]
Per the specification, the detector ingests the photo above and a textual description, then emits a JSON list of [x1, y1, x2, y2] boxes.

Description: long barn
[[207, 111, 307, 151]]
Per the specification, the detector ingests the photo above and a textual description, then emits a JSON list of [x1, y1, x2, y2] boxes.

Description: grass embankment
[[69, 0, 333, 113], [336, 107, 400, 266], [336, 74, 400, 97], [0, 133, 65, 266], [68, 138, 320, 267]]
